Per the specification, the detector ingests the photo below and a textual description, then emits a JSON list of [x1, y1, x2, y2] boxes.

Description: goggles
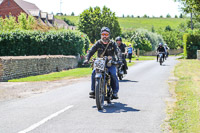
[[101, 33, 109, 36]]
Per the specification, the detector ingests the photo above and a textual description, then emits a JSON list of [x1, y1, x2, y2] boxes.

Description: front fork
[[95, 70, 111, 98]]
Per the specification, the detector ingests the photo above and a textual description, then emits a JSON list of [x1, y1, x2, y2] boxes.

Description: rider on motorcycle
[[116, 36, 128, 74], [156, 43, 166, 62], [164, 43, 169, 59], [84, 27, 120, 99]]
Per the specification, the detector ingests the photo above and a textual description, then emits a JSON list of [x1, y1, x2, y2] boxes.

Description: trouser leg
[[157, 54, 159, 61], [163, 54, 165, 61], [108, 66, 119, 94]]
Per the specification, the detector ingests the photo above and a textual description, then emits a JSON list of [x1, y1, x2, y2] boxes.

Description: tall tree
[[175, 0, 200, 20], [71, 12, 75, 16], [78, 6, 121, 43], [166, 13, 171, 18]]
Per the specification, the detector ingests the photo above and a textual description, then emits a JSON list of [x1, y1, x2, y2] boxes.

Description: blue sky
[[25, 0, 182, 17]]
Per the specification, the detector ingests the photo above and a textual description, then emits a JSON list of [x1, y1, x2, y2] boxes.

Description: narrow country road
[[0, 57, 179, 133]]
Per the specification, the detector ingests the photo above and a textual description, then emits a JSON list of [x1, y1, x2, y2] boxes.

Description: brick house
[[0, 0, 72, 29], [0, 0, 40, 19]]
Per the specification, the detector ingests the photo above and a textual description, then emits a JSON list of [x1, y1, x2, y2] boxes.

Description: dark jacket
[[118, 43, 126, 53], [157, 46, 165, 53], [87, 40, 119, 61]]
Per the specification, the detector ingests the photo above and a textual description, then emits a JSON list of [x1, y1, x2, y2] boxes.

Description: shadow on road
[[119, 80, 138, 83], [93, 102, 140, 113], [161, 64, 170, 66]]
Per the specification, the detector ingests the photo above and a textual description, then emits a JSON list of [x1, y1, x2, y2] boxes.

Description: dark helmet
[[101, 27, 110, 34], [159, 43, 163, 46], [116, 36, 122, 42]]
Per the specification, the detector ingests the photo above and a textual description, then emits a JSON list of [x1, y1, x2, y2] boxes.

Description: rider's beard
[[101, 36, 110, 44]]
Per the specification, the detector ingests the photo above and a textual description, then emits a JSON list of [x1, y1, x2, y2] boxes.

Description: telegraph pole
[[191, 12, 193, 30], [60, 0, 63, 14], [191, 7, 193, 30]]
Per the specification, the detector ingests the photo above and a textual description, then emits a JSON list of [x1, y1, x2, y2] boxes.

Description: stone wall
[[197, 50, 200, 60], [142, 48, 183, 56], [0, 55, 78, 81]]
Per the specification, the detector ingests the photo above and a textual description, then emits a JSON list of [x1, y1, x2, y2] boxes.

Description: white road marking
[[18, 105, 74, 133]]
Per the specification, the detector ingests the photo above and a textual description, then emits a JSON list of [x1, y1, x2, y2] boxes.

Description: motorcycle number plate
[[94, 59, 105, 71]]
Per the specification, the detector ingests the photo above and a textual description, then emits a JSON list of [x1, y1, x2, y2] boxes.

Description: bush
[[131, 31, 152, 51], [0, 29, 90, 56], [63, 18, 76, 26], [183, 31, 200, 59], [135, 29, 164, 50], [122, 29, 164, 51]]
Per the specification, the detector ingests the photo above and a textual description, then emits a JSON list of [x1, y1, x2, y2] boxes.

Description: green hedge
[[0, 30, 90, 56], [183, 32, 200, 59]]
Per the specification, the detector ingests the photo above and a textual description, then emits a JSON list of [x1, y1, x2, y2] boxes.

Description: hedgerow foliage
[[0, 30, 90, 56], [183, 30, 200, 59]]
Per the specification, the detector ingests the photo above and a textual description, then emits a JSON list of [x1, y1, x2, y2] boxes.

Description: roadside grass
[[8, 56, 154, 82], [126, 56, 156, 62], [127, 61, 135, 67], [8, 68, 92, 82], [168, 59, 200, 132]]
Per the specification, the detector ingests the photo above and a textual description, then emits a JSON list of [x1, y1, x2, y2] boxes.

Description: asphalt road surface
[[0, 56, 179, 133]]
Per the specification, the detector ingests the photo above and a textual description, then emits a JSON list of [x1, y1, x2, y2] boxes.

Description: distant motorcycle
[[117, 53, 127, 80], [165, 50, 169, 60], [117, 61, 125, 80]]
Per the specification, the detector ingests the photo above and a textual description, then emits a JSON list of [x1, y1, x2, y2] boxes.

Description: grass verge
[[167, 59, 200, 132], [126, 56, 156, 62], [8, 68, 92, 82]]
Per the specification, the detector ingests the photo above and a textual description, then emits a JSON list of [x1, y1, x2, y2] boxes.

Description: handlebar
[[83, 56, 121, 66]]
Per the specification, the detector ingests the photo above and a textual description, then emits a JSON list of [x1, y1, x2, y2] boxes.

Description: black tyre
[[95, 78, 104, 110], [106, 85, 112, 104], [159, 57, 162, 65], [118, 74, 123, 80]]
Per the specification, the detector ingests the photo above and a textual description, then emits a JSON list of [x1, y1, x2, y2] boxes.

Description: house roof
[[14, 0, 40, 14], [54, 18, 68, 28]]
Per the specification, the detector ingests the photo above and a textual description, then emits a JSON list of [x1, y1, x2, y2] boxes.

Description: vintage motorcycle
[[117, 53, 126, 80], [92, 56, 118, 110], [117, 61, 125, 80]]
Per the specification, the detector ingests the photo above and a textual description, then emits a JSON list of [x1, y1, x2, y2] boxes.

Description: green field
[[118, 17, 188, 31], [55, 16, 188, 31]]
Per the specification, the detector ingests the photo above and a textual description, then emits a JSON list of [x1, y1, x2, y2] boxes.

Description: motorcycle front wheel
[[159, 57, 162, 65], [95, 77, 104, 110]]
